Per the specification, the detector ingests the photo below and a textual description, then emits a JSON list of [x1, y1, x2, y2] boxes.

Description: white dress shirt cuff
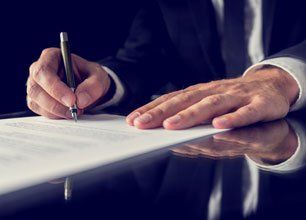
[[90, 66, 126, 112], [243, 57, 306, 111]]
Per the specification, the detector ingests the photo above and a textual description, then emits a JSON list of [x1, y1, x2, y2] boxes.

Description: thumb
[[75, 64, 110, 109]]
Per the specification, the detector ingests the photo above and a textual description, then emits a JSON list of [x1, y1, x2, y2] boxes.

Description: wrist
[[246, 65, 299, 106]]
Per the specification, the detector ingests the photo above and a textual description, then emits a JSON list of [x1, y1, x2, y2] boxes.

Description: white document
[[0, 114, 225, 195]]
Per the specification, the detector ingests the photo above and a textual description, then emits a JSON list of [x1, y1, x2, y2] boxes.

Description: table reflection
[[170, 118, 306, 219], [172, 119, 305, 172]]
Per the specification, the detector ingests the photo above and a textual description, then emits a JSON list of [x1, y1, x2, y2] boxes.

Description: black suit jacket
[[101, 0, 306, 109]]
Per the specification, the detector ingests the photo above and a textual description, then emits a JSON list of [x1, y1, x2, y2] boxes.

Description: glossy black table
[[0, 111, 306, 220]]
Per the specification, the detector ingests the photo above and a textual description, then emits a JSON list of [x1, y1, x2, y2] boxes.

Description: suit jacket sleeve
[[268, 40, 306, 61], [99, 2, 174, 109]]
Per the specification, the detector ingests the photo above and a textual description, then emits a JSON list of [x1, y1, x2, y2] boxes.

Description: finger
[[213, 132, 253, 148], [186, 140, 247, 158], [213, 128, 263, 144], [126, 90, 183, 125], [183, 144, 222, 158], [27, 80, 71, 118], [213, 130, 245, 141], [75, 64, 110, 109], [212, 102, 266, 129], [163, 94, 243, 130], [27, 97, 61, 119], [30, 48, 76, 107], [171, 146, 202, 157], [133, 90, 212, 129]]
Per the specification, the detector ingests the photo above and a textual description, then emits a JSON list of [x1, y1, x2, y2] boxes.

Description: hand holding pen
[[26, 34, 111, 120]]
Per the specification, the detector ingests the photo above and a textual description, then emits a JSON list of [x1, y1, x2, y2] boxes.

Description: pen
[[60, 32, 78, 122], [64, 177, 73, 201]]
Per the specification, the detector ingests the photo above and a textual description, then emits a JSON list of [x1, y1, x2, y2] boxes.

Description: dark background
[[0, 0, 140, 114]]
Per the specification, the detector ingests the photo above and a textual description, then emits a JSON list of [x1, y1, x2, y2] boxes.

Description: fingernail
[[65, 110, 72, 118], [77, 92, 91, 108], [61, 95, 72, 107], [165, 115, 181, 125], [215, 118, 229, 127], [127, 112, 141, 123], [135, 113, 152, 124]]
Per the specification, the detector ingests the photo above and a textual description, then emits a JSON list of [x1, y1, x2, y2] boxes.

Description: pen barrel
[[60, 40, 76, 89]]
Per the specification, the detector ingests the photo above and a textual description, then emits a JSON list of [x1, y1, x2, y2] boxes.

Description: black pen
[[60, 32, 78, 122]]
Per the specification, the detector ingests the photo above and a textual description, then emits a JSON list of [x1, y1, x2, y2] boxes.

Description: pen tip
[[72, 113, 78, 123]]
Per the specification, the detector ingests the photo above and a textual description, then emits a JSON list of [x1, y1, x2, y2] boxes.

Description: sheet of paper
[[0, 114, 226, 195]]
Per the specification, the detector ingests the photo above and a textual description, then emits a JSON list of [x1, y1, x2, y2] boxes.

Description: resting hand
[[26, 48, 110, 119], [127, 67, 299, 129]]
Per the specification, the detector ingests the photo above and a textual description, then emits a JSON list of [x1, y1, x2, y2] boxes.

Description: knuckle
[[186, 109, 198, 119], [159, 90, 183, 102], [253, 94, 268, 102], [31, 63, 49, 81], [26, 77, 33, 88], [208, 84, 218, 91], [207, 81, 221, 90], [29, 62, 37, 76], [27, 82, 41, 99], [152, 107, 165, 117], [206, 95, 223, 106], [171, 96, 181, 103], [27, 98, 37, 112], [184, 86, 194, 91], [231, 83, 248, 93], [158, 94, 171, 102], [184, 83, 202, 91], [29, 62, 39, 79], [244, 105, 259, 115], [41, 47, 58, 57], [180, 93, 194, 103], [31, 49, 59, 81], [135, 108, 147, 114]]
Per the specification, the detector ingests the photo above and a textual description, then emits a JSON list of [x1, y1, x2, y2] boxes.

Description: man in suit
[[26, 0, 306, 129]]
